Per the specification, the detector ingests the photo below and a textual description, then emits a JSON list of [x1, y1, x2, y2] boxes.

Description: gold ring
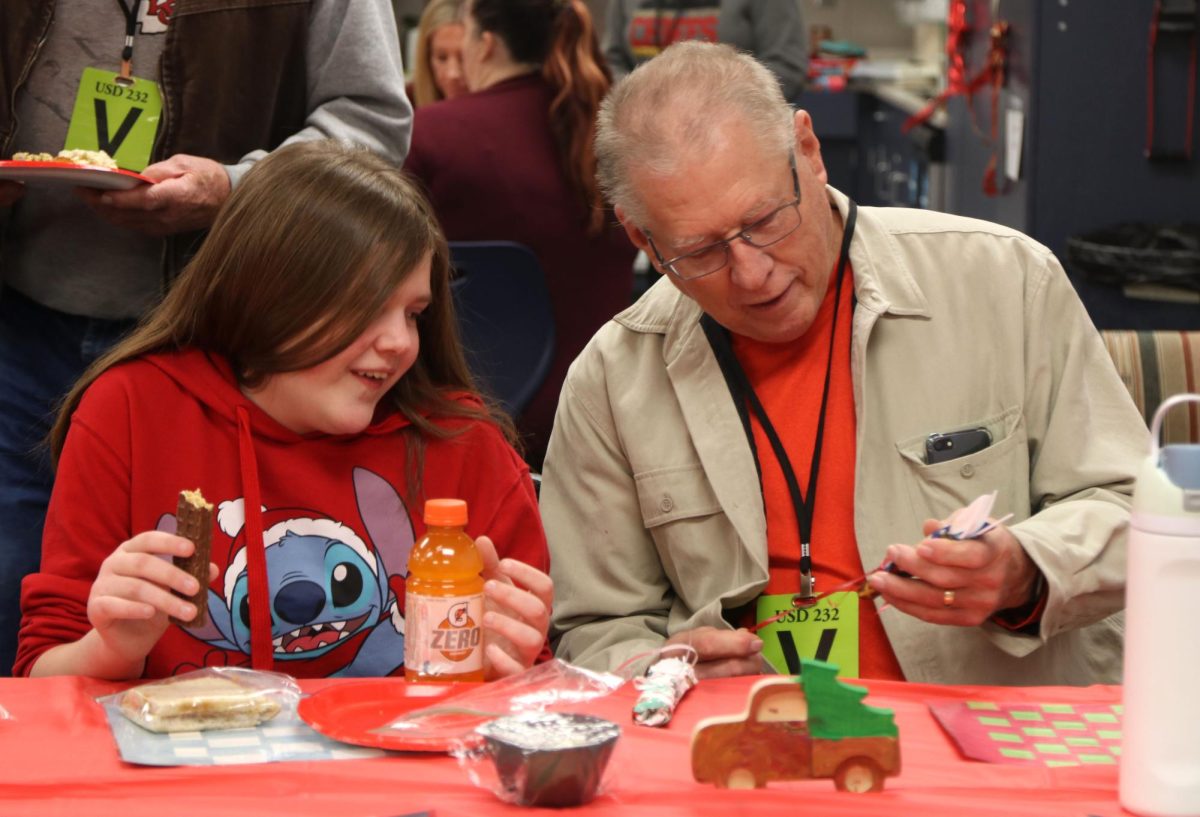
[[943, 589, 956, 608]]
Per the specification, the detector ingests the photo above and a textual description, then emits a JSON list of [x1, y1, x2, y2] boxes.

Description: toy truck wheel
[[725, 767, 759, 789], [834, 757, 884, 793]]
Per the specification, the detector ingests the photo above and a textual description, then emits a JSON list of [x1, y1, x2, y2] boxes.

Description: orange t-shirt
[[730, 264, 904, 681]]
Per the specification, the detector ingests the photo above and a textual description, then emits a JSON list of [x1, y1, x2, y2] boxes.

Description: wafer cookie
[[172, 488, 213, 627]]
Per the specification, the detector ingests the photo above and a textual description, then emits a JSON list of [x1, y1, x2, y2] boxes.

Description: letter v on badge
[[64, 67, 162, 172], [755, 591, 859, 677]]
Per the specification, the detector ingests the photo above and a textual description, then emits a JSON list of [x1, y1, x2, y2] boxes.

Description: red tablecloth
[[0, 675, 1132, 817]]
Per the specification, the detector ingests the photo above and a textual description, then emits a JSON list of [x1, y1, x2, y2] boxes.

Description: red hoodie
[[15, 349, 548, 679]]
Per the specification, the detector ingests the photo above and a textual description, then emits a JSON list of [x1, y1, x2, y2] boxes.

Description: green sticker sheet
[[930, 700, 1123, 767]]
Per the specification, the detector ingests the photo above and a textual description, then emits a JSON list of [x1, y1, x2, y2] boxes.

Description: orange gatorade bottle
[[404, 499, 485, 682]]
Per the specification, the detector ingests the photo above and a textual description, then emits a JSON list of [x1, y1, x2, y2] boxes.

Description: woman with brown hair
[[16, 140, 552, 681], [410, 0, 468, 107], [405, 0, 637, 469]]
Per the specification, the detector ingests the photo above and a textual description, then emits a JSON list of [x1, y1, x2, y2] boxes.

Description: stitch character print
[[155, 468, 415, 676]]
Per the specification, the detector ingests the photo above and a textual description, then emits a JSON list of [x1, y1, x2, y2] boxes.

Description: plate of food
[[298, 679, 481, 752], [1, 150, 152, 190]]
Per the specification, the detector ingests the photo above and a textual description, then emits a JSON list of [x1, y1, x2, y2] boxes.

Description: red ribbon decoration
[[946, 0, 971, 97], [981, 21, 1012, 197], [903, 3, 1012, 197], [902, 0, 972, 132], [1145, 0, 1198, 161]]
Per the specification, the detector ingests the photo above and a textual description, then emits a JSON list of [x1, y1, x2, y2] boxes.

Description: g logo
[[436, 601, 481, 662], [447, 602, 470, 628]]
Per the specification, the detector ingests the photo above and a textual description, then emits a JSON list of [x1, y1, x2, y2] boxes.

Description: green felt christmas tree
[[801, 658, 898, 739]]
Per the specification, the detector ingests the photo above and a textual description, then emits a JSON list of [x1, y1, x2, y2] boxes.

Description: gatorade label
[[404, 592, 484, 676]]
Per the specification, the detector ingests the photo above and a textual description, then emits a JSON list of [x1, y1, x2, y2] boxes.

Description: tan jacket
[[543, 189, 1148, 685]]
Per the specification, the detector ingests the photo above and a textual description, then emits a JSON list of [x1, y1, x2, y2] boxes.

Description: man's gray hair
[[595, 41, 795, 225]]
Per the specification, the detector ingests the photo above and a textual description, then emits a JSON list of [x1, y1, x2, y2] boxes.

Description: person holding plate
[[0, 0, 412, 677]]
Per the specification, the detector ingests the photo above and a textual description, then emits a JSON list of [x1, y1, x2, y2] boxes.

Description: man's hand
[[0, 180, 24, 207], [76, 154, 231, 236], [665, 626, 764, 680], [866, 518, 1038, 626]]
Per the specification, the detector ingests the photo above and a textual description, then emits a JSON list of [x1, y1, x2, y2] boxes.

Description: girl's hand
[[87, 531, 217, 668], [474, 535, 554, 680]]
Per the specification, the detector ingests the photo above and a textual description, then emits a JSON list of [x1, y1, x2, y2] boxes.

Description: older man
[[542, 42, 1147, 685]]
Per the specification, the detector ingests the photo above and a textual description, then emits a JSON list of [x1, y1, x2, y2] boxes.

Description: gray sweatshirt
[[3, 0, 412, 320], [603, 0, 809, 101]]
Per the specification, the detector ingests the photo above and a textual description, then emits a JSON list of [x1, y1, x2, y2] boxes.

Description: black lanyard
[[116, 0, 143, 80], [701, 200, 857, 601]]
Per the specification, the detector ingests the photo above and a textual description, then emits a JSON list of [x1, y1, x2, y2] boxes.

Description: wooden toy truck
[[691, 660, 900, 793]]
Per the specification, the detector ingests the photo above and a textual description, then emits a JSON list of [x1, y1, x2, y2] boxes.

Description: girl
[[16, 141, 552, 681], [411, 0, 468, 107]]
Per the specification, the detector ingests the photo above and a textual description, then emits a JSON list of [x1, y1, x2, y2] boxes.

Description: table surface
[[0, 674, 1132, 817]]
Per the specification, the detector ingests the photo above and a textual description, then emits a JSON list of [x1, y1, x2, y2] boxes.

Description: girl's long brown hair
[[49, 140, 513, 468], [469, 0, 612, 235]]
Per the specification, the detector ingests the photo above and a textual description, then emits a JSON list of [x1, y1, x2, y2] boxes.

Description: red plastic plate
[[0, 160, 153, 190], [298, 679, 475, 752]]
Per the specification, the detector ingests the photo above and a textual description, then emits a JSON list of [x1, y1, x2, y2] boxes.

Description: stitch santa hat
[[216, 498, 375, 607]]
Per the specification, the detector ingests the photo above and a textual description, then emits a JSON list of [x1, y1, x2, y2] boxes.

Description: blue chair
[[449, 241, 555, 416]]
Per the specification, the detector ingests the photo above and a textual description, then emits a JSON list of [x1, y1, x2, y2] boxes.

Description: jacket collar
[[667, 311, 768, 571], [830, 187, 930, 319]]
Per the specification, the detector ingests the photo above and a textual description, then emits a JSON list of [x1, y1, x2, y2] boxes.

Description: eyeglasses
[[645, 156, 802, 281]]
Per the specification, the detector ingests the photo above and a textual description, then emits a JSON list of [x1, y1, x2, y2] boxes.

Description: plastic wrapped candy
[[375, 658, 623, 747], [632, 644, 698, 727]]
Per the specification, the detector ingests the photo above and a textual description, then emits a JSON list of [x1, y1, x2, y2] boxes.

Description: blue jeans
[[0, 289, 136, 675]]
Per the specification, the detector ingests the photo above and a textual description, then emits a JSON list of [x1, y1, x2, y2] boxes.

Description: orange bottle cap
[[424, 498, 468, 527]]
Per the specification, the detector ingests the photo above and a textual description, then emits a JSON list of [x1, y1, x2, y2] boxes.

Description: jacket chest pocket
[[635, 465, 723, 527], [634, 465, 743, 604], [894, 406, 1032, 526]]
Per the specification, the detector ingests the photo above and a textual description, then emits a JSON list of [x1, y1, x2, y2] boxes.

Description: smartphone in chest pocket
[[925, 427, 992, 464]]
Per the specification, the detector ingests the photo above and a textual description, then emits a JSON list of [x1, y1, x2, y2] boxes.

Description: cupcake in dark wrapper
[[476, 712, 621, 807]]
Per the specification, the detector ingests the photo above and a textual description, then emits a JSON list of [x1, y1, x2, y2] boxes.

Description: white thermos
[[1120, 394, 1200, 817]]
